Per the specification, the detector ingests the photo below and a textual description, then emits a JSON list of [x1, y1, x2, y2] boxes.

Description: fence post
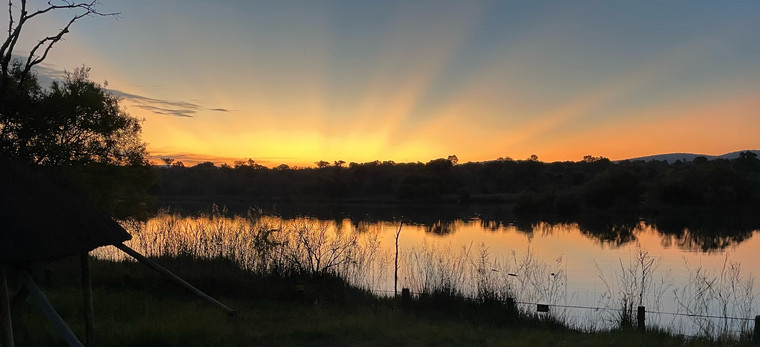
[[505, 297, 516, 324], [753, 315, 759, 344], [506, 297, 515, 313], [401, 288, 411, 310], [637, 306, 645, 332]]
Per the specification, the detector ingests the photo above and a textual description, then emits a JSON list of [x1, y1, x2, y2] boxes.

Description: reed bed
[[92, 207, 757, 340]]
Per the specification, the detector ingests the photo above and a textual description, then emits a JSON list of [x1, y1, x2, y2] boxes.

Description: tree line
[[151, 152, 760, 215]]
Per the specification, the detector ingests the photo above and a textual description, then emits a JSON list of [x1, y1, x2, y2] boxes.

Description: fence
[[394, 287, 760, 342]]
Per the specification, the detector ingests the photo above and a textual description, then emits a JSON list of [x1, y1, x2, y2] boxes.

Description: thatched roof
[[0, 159, 131, 264]]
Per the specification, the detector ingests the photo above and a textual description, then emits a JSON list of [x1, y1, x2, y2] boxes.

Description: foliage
[[152, 153, 760, 214], [1, 65, 147, 165]]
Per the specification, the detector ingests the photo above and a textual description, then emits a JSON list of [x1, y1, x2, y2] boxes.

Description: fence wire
[[379, 288, 757, 323]]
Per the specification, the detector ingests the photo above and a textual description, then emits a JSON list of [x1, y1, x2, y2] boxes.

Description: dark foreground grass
[[6, 256, 750, 346]]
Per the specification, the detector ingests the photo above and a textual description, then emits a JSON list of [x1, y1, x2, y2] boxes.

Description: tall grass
[[94, 206, 389, 290], [673, 254, 755, 339], [93, 207, 757, 340], [594, 242, 756, 340]]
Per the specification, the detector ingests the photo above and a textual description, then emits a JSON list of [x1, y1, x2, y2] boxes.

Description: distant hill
[[624, 150, 760, 163]]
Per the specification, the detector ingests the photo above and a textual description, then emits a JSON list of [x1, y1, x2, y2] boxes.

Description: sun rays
[[29, 1, 759, 166]]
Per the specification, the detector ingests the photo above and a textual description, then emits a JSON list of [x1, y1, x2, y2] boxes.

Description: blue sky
[[6, 0, 760, 165]]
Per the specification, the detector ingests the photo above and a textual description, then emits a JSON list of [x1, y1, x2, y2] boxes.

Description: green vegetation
[[9, 256, 749, 346]]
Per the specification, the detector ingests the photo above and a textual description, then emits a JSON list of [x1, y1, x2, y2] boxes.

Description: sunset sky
[[8, 0, 760, 166]]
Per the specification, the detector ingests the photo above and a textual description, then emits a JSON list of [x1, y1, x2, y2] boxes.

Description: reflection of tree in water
[[570, 212, 760, 252], [424, 220, 456, 235], [162, 202, 760, 252], [479, 219, 510, 232], [653, 213, 758, 252], [575, 214, 641, 247]]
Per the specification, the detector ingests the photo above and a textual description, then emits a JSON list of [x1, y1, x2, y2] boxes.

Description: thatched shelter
[[0, 159, 131, 264], [1, 159, 233, 347]]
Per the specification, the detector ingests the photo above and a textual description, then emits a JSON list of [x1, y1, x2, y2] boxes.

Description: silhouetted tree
[[447, 155, 459, 165], [0, 2, 154, 218], [1, 1, 117, 91], [582, 155, 607, 163], [315, 160, 330, 168], [1, 2, 145, 165], [3, 66, 147, 165]]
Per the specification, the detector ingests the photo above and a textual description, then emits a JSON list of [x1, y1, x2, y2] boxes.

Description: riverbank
[[7, 256, 751, 346]]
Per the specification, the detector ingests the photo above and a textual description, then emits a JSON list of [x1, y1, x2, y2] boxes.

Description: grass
[[6, 256, 754, 346], [81, 210, 759, 338]]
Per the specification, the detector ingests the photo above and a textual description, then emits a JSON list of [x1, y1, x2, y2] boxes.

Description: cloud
[[112, 90, 235, 118], [111, 90, 203, 118], [26, 60, 232, 118], [131, 104, 195, 118]]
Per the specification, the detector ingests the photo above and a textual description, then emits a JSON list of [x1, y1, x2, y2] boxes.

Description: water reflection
[[181, 203, 760, 251], [143, 202, 760, 257], [95, 205, 760, 337]]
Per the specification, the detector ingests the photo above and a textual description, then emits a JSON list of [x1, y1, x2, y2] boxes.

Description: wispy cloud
[[111, 90, 207, 118], [27, 61, 231, 118], [113, 91, 235, 118]]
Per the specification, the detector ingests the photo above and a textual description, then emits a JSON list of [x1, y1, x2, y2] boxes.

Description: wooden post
[[18, 271, 83, 347], [506, 297, 515, 312], [753, 315, 759, 344], [80, 253, 95, 347], [506, 297, 516, 324], [1, 265, 14, 347], [114, 243, 236, 315], [401, 288, 411, 310], [394, 221, 402, 297], [637, 306, 645, 332]]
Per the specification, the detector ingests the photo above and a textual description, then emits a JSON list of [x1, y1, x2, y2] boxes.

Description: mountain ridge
[[623, 150, 760, 163]]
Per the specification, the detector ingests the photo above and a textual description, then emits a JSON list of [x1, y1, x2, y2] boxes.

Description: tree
[[447, 155, 458, 165], [1, 1, 116, 92], [0, 2, 153, 218], [2, 66, 147, 165], [0, 1, 142, 166]]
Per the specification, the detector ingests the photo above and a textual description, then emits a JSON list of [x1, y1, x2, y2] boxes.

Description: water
[[96, 203, 760, 337]]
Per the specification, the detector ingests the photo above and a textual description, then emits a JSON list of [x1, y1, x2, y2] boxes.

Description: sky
[[6, 0, 760, 166]]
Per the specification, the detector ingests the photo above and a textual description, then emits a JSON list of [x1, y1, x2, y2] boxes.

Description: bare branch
[[0, 0, 25, 75], [26, 1, 118, 20], [23, 11, 85, 75], [1, 0, 119, 89], [7, 1, 12, 37]]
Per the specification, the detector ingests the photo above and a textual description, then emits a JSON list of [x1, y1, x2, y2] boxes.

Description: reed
[[91, 208, 756, 340]]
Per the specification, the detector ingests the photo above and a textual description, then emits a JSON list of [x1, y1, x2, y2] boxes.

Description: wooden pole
[[18, 271, 83, 347], [1, 265, 14, 347], [394, 221, 402, 297], [753, 315, 759, 344], [114, 243, 236, 314], [401, 288, 411, 310], [637, 306, 645, 332], [80, 253, 95, 347]]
